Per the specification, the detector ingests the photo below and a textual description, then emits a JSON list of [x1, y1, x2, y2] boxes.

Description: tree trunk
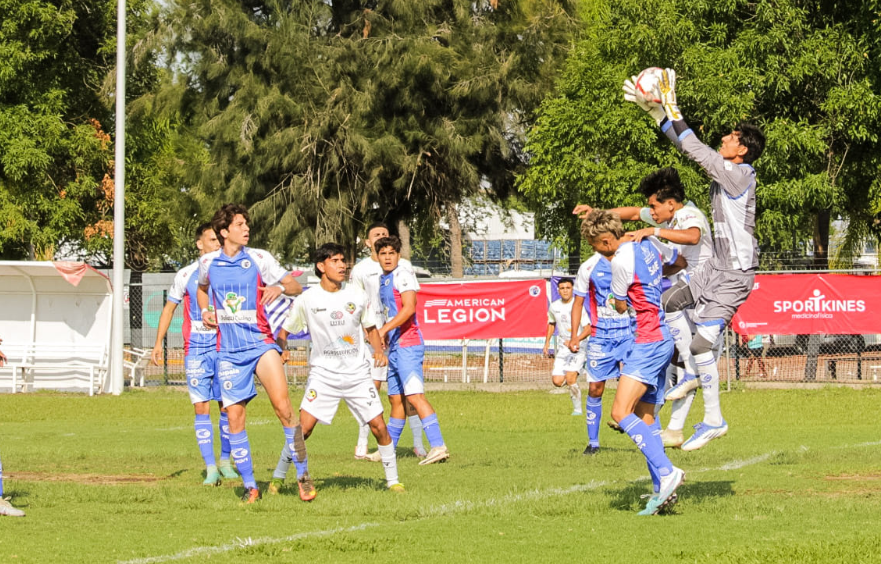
[[567, 218, 581, 274], [447, 203, 464, 278], [812, 210, 830, 270], [397, 219, 412, 259]]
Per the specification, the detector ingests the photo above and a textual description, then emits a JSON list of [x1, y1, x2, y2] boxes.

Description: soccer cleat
[[571, 410, 583, 416], [365, 450, 383, 462], [681, 420, 728, 451], [219, 462, 240, 480], [354, 445, 369, 460], [240, 487, 261, 504], [664, 374, 700, 401], [203, 466, 221, 486], [388, 483, 406, 493], [661, 428, 685, 448], [413, 446, 428, 459], [657, 467, 685, 507], [267, 478, 284, 495], [0, 498, 25, 517], [583, 445, 600, 456], [607, 421, 624, 434], [418, 445, 450, 466], [297, 472, 317, 502]]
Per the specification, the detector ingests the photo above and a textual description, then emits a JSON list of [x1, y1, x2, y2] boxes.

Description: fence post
[[461, 339, 468, 383], [162, 289, 168, 383], [734, 332, 741, 381], [483, 340, 491, 383], [499, 338, 504, 383], [725, 328, 731, 392]]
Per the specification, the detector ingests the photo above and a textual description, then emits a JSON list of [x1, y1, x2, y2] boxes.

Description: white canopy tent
[[0, 261, 119, 394]]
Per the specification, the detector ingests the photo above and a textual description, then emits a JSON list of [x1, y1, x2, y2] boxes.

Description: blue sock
[[285, 426, 309, 479], [194, 414, 216, 468], [620, 414, 673, 477], [647, 420, 663, 492], [218, 412, 231, 463], [229, 430, 257, 489], [585, 396, 602, 447], [388, 417, 406, 449], [420, 413, 445, 449]]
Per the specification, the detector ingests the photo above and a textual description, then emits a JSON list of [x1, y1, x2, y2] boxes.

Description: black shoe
[[607, 421, 624, 434], [583, 445, 600, 455]]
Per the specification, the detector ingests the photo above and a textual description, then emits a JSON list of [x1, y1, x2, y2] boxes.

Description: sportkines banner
[[731, 274, 881, 335], [417, 280, 548, 339]]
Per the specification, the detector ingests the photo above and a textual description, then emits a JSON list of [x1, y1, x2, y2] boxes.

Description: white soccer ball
[[634, 67, 663, 104]]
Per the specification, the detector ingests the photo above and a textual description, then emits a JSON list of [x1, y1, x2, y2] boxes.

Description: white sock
[[666, 312, 700, 378], [695, 351, 723, 426], [378, 442, 399, 487], [570, 383, 582, 411], [667, 389, 696, 431], [357, 423, 370, 449], [408, 415, 426, 453]]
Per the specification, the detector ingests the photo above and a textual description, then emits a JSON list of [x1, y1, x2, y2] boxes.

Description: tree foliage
[[519, 0, 881, 269]]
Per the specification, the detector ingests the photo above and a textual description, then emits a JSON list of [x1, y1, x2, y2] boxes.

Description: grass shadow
[[608, 479, 735, 512], [317, 474, 382, 491]]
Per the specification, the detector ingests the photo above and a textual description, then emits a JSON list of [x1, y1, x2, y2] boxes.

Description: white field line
[[119, 451, 784, 564]]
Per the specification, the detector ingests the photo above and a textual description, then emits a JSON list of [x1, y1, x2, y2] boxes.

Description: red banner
[[732, 274, 881, 335], [417, 280, 548, 339]]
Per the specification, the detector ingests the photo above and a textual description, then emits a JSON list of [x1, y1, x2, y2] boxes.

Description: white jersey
[[640, 202, 713, 280], [547, 298, 588, 350], [283, 285, 378, 379], [349, 256, 417, 326]]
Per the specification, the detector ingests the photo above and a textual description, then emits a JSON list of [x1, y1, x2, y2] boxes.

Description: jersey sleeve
[[282, 295, 308, 335], [197, 252, 217, 286], [681, 134, 755, 197], [393, 268, 419, 294], [167, 268, 189, 304], [610, 244, 635, 300], [674, 206, 706, 235], [573, 255, 598, 298], [547, 303, 557, 324], [251, 248, 289, 286], [399, 259, 420, 290]]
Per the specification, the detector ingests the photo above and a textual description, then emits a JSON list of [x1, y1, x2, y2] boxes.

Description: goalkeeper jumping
[[624, 69, 765, 451]]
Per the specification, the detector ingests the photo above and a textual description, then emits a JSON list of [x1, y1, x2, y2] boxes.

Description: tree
[[519, 0, 881, 270]]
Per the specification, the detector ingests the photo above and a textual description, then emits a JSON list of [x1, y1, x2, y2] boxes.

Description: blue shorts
[[620, 340, 674, 405], [387, 344, 425, 396], [216, 342, 281, 406], [585, 336, 633, 383], [185, 351, 220, 404]]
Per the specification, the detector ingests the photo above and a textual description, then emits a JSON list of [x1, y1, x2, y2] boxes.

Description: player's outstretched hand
[[572, 204, 594, 218], [373, 352, 388, 368], [258, 284, 283, 305], [623, 75, 665, 125], [653, 68, 682, 121]]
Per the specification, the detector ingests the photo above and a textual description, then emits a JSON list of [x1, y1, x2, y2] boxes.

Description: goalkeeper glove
[[623, 76, 666, 126], [653, 68, 683, 121]]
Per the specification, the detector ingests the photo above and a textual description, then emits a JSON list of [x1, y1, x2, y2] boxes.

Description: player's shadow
[[168, 469, 188, 479], [608, 480, 734, 512], [317, 475, 384, 492]]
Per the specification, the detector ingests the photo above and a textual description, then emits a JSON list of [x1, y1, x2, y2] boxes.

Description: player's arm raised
[[379, 290, 416, 342]]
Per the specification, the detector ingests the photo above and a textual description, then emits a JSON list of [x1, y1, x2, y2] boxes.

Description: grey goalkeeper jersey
[[663, 121, 758, 272]]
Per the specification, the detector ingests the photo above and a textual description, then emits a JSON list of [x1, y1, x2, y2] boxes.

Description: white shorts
[[552, 348, 586, 377], [366, 342, 388, 382], [300, 372, 384, 426]]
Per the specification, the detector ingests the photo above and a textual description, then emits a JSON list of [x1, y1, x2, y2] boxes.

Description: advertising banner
[[417, 280, 548, 339], [731, 274, 881, 335]]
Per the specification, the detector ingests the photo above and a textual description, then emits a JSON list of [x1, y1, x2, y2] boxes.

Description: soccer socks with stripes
[[695, 351, 724, 426], [585, 396, 602, 447], [621, 414, 673, 477], [194, 414, 216, 469], [229, 431, 257, 489], [666, 311, 700, 379], [388, 417, 406, 449], [377, 442, 399, 488], [420, 413, 445, 449], [647, 420, 663, 493], [356, 422, 370, 450], [407, 415, 427, 453], [668, 389, 697, 432], [218, 412, 232, 464]]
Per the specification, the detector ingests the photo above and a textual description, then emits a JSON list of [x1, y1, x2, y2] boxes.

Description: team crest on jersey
[[345, 302, 356, 314], [224, 292, 246, 313], [306, 389, 317, 402], [223, 380, 233, 390], [241, 259, 252, 269]]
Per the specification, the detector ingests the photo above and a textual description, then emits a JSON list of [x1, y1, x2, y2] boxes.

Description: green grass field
[[2, 386, 881, 563]]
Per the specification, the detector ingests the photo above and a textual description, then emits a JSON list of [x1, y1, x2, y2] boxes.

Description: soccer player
[[278, 243, 404, 492], [0, 340, 25, 517], [626, 68, 766, 450], [197, 203, 315, 503], [582, 209, 686, 515], [375, 235, 450, 465], [543, 278, 590, 415], [151, 223, 240, 485], [574, 167, 714, 447], [349, 222, 427, 460]]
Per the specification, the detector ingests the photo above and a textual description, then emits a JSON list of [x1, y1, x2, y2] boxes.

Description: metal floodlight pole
[[109, 0, 127, 395]]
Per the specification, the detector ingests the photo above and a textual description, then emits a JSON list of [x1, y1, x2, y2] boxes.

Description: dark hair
[[373, 235, 401, 254], [734, 123, 765, 164], [313, 242, 346, 277], [557, 278, 574, 287], [195, 222, 213, 241], [366, 222, 389, 237], [638, 167, 685, 203], [211, 204, 249, 245]]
